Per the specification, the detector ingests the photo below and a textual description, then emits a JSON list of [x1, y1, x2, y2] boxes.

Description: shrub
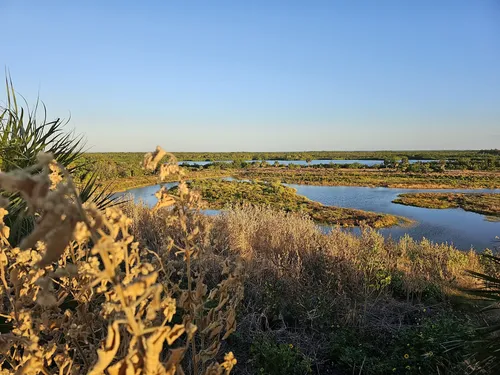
[[329, 313, 475, 374], [250, 337, 312, 375]]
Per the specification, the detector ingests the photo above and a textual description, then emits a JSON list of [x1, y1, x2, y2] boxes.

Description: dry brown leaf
[[88, 321, 121, 375]]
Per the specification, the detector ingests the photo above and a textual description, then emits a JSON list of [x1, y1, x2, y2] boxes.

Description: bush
[[250, 337, 312, 375], [329, 313, 475, 374]]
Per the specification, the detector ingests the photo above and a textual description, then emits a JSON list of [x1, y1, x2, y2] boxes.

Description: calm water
[[287, 185, 500, 251], [119, 183, 500, 251], [179, 159, 433, 166]]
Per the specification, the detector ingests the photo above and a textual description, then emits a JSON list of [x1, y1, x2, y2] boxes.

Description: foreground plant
[[0, 146, 243, 374], [460, 253, 500, 372]]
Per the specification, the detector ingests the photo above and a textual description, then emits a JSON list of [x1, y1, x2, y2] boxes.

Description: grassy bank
[[173, 179, 405, 228], [393, 192, 500, 217], [235, 167, 500, 189], [127, 202, 496, 374], [105, 169, 232, 192]]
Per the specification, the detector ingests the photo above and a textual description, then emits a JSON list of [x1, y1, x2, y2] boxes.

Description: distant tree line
[[72, 151, 500, 182]]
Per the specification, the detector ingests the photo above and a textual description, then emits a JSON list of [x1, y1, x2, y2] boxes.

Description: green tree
[[400, 156, 410, 172], [303, 154, 313, 166]]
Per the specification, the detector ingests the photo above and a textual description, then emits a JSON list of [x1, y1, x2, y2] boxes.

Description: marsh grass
[[393, 192, 500, 217], [169, 179, 403, 228], [122, 200, 492, 374], [236, 167, 500, 189]]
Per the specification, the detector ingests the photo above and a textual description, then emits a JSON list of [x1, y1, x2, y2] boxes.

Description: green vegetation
[[466, 253, 500, 371], [83, 150, 499, 162], [236, 168, 500, 189], [74, 152, 500, 192], [172, 179, 404, 228], [250, 338, 312, 375], [393, 193, 500, 216], [108, 169, 231, 192]]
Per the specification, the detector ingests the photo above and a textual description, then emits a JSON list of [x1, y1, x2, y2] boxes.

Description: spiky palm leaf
[[0, 75, 117, 245], [78, 172, 123, 210], [461, 251, 500, 371]]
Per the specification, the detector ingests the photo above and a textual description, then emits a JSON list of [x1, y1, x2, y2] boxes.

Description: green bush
[[250, 337, 312, 375], [329, 313, 475, 374]]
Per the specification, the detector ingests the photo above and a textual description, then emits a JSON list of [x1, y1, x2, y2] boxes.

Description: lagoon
[[119, 183, 500, 251]]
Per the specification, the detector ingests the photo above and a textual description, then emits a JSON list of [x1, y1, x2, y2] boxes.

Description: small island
[[393, 192, 500, 217], [170, 179, 406, 228]]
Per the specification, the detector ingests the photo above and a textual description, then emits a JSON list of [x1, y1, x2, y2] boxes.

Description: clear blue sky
[[2, 1, 499, 151]]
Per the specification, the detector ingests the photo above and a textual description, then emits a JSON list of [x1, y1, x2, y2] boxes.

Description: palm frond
[[0, 74, 120, 245], [461, 253, 500, 371], [78, 171, 124, 210]]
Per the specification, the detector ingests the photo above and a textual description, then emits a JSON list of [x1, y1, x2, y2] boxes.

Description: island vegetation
[[234, 167, 500, 189], [393, 192, 500, 217], [80, 150, 500, 164], [170, 179, 404, 228]]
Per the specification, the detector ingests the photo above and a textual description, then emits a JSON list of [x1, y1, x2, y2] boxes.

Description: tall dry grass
[[123, 201, 485, 373]]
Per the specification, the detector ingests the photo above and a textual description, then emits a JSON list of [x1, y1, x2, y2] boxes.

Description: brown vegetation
[[127, 202, 487, 374], [0, 148, 243, 375]]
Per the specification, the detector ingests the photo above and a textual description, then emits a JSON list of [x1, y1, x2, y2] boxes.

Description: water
[[286, 184, 500, 251], [179, 161, 231, 166], [118, 182, 178, 207], [118, 183, 500, 251], [179, 159, 433, 166]]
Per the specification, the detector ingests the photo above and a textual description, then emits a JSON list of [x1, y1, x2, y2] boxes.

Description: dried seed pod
[[48, 161, 63, 189], [38, 218, 77, 267], [159, 163, 184, 181], [221, 352, 237, 373], [0, 207, 10, 245], [143, 146, 167, 171], [153, 187, 175, 212]]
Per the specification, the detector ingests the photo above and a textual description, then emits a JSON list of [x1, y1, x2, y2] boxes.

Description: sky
[[1, 1, 499, 152]]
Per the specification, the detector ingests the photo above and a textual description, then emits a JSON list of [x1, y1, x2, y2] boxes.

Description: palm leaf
[[0, 74, 119, 245], [78, 171, 124, 210], [461, 253, 500, 371]]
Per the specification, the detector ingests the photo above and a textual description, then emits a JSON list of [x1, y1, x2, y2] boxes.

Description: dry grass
[[0, 147, 243, 375], [123, 201, 486, 373], [236, 167, 500, 189]]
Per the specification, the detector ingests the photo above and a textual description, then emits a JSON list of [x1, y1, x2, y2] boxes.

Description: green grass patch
[[235, 168, 500, 189], [173, 179, 406, 228], [393, 192, 500, 217]]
